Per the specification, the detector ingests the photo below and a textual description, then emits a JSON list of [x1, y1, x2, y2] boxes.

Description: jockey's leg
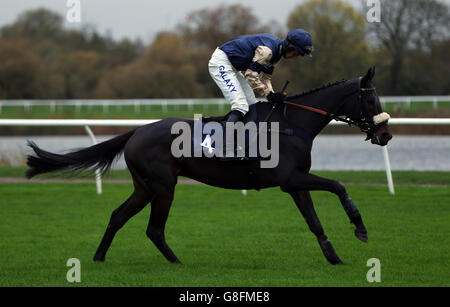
[[223, 110, 244, 158], [235, 71, 258, 106], [208, 48, 250, 115], [209, 49, 252, 158]]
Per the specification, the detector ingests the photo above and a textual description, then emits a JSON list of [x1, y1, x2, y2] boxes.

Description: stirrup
[[219, 155, 248, 161], [219, 145, 246, 161]]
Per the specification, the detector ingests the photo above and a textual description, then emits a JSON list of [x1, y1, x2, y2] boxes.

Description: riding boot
[[220, 110, 244, 161]]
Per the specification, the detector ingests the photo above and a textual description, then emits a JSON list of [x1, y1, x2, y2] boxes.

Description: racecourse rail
[[2, 118, 450, 195], [1, 96, 449, 113]]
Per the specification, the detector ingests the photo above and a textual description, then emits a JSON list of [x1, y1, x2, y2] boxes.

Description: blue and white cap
[[285, 29, 313, 58]]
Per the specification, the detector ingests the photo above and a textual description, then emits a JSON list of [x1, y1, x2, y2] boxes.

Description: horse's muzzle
[[371, 124, 392, 146]]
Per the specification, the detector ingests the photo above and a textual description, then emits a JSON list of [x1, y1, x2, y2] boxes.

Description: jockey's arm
[[244, 46, 274, 98]]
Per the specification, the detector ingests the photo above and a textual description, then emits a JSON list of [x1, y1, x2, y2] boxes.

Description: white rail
[[1, 118, 450, 195], [2, 118, 449, 126], [0, 96, 449, 113], [0, 99, 227, 114]]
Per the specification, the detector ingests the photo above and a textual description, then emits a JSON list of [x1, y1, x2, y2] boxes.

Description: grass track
[[1, 101, 449, 120], [0, 182, 448, 287], [1, 167, 450, 185]]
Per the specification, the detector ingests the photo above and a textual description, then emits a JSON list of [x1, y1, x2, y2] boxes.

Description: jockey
[[208, 29, 313, 158]]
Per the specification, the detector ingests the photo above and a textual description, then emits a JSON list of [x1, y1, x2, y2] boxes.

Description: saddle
[[193, 104, 262, 160], [191, 102, 314, 160]]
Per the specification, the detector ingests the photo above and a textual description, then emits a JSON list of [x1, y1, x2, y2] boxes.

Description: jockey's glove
[[267, 91, 287, 104]]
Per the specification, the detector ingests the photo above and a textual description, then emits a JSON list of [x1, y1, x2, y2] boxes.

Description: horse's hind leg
[[93, 190, 150, 262], [146, 190, 181, 264], [290, 190, 344, 265]]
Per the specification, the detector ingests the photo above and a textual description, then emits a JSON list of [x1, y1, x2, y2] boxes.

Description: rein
[[282, 99, 359, 127], [261, 78, 387, 142], [281, 85, 380, 138]]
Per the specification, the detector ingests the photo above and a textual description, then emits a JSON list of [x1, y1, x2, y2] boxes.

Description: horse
[[26, 67, 392, 265]]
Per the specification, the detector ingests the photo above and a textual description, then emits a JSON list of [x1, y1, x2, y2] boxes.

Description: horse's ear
[[361, 67, 374, 86]]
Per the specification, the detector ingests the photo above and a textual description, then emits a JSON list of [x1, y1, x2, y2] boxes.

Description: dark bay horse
[[26, 67, 392, 265]]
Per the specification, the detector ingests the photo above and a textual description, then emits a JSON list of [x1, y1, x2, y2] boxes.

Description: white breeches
[[208, 48, 257, 115]]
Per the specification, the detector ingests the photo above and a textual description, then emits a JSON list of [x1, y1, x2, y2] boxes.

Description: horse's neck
[[280, 80, 359, 137]]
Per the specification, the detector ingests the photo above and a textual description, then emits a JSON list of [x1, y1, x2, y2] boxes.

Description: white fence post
[[433, 97, 438, 110], [134, 101, 140, 113], [382, 146, 395, 195], [83, 125, 102, 195]]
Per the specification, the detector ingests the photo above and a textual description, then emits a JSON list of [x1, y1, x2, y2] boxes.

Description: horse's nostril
[[383, 132, 392, 141]]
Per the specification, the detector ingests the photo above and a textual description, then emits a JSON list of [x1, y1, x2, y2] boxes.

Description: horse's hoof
[[355, 229, 368, 243], [329, 257, 345, 265], [93, 255, 105, 262], [334, 259, 345, 265], [319, 239, 344, 265]]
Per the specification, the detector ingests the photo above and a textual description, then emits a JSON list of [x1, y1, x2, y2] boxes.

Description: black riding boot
[[220, 110, 244, 160]]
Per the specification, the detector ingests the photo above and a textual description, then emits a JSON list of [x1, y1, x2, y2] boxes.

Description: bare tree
[[177, 4, 279, 51], [368, 0, 449, 93]]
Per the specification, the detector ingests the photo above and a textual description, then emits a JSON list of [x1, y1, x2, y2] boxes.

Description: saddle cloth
[[192, 104, 263, 159]]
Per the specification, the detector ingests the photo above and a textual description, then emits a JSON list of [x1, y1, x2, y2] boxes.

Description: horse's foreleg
[[340, 194, 368, 242], [146, 191, 181, 264], [290, 190, 344, 265], [93, 191, 149, 262], [282, 172, 368, 242]]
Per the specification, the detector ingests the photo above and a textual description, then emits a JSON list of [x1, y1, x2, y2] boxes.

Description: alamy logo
[[366, 0, 381, 23], [171, 114, 280, 168], [66, 0, 81, 23], [366, 258, 381, 282], [66, 258, 81, 283]]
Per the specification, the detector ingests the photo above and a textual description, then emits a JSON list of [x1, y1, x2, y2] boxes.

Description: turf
[[0, 104, 227, 120], [1, 101, 449, 119], [2, 167, 450, 185], [0, 182, 448, 287]]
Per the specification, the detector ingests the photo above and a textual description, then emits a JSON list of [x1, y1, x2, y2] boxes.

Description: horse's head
[[348, 67, 392, 146]]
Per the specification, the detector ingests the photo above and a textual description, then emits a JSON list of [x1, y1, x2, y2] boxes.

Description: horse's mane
[[288, 79, 348, 100]]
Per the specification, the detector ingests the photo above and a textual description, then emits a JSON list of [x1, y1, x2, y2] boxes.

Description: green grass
[[0, 104, 226, 120], [382, 101, 450, 113], [1, 167, 450, 185], [0, 181, 449, 286], [0, 166, 133, 180], [310, 170, 450, 185], [1, 101, 449, 120]]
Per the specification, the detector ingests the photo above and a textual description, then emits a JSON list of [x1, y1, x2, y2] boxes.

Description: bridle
[[357, 84, 379, 141], [280, 78, 387, 141]]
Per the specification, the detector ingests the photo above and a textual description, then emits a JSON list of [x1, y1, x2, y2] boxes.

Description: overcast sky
[[0, 0, 344, 43], [2, 0, 449, 43]]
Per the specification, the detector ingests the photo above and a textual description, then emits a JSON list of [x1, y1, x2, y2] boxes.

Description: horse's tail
[[26, 128, 137, 179]]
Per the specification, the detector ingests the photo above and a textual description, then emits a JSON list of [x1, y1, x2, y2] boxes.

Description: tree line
[[0, 0, 448, 100]]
